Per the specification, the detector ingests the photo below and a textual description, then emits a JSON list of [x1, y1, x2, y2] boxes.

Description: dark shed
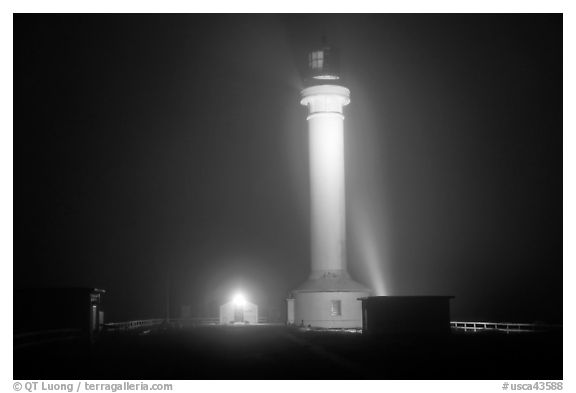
[[360, 296, 453, 336]]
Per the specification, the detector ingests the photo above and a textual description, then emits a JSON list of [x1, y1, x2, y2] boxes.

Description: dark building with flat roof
[[360, 296, 453, 336]]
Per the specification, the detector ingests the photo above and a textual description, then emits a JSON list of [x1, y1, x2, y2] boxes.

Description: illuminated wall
[[219, 300, 258, 324]]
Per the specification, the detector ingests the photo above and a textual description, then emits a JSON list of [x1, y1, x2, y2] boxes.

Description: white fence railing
[[103, 319, 165, 332], [104, 316, 271, 332], [173, 316, 270, 325], [450, 321, 561, 333]]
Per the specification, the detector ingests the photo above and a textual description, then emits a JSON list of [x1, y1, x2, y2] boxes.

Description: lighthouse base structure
[[288, 274, 370, 329]]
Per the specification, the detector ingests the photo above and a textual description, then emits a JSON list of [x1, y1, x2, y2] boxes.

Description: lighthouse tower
[[287, 40, 370, 328]]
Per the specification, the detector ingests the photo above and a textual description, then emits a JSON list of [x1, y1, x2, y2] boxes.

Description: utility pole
[[165, 270, 170, 323]]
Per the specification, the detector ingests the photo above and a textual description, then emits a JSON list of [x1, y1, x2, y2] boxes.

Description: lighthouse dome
[[306, 38, 340, 83]]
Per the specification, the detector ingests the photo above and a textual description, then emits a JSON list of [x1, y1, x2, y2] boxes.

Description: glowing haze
[[14, 15, 562, 324], [349, 202, 388, 296]]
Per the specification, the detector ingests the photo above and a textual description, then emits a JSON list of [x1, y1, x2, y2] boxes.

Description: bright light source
[[232, 293, 246, 307], [313, 75, 340, 80]]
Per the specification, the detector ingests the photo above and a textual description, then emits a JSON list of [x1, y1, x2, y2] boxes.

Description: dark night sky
[[14, 14, 562, 323]]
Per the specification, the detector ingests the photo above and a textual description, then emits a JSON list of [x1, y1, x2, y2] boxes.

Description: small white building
[[219, 294, 258, 325]]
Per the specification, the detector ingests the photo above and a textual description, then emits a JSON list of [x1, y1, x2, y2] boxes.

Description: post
[[166, 271, 170, 323]]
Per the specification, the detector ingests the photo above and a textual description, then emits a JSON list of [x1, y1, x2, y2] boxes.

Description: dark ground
[[14, 325, 562, 380]]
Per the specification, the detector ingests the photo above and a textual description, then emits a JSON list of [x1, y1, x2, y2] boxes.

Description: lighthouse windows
[[309, 51, 324, 70], [330, 300, 342, 317]]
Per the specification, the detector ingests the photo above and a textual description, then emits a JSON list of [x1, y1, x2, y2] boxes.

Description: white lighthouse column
[[289, 84, 370, 329], [288, 41, 370, 329], [301, 85, 350, 279]]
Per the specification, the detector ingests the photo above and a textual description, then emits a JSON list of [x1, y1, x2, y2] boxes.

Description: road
[[14, 324, 562, 379]]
